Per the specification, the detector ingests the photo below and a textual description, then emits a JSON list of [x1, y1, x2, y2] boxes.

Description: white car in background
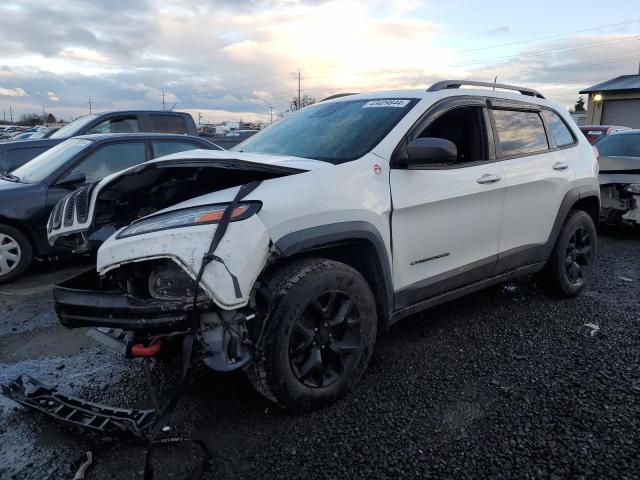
[[48, 80, 600, 411]]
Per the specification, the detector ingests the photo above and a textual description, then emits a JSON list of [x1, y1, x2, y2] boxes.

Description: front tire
[[537, 210, 597, 297], [246, 258, 377, 412], [0, 224, 33, 285]]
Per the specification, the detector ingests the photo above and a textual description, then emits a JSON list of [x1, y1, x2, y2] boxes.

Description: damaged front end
[[54, 259, 261, 371], [599, 155, 640, 226], [46, 150, 320, 372]]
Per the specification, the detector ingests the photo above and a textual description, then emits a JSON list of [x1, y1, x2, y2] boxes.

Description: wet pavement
[[1, 231, 639, 479]]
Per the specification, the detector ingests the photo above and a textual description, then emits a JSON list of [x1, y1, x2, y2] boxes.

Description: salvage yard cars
[[46, 81, 600, 412], [0, 133, 219, 283]]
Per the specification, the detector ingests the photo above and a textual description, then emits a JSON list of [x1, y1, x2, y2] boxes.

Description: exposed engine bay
[[49, 157, 303, 250]]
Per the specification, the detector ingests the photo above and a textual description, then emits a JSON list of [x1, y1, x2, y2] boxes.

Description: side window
[[541, 110, 575, 147], [416, 106, 487, 164], [89, 116, 140, 134], [152, 141, 200, 158], [493, 110, 548, 157], [71, 142, 147, 183], [148, 115, 188, 134]]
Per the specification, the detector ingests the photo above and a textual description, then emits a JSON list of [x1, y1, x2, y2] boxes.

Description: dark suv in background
[[0, 133, 218, 283], [0, 111, 198, 172]]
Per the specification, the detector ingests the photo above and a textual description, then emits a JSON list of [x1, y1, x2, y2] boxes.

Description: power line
[[456, 19, 640, 53], [451, 36, 640, 67]]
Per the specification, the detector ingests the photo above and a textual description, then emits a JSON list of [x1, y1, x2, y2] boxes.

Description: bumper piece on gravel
[[1, 375, 156, 437]]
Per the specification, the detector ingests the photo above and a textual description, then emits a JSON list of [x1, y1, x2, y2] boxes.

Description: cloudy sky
[[0, 0, 638, 123]]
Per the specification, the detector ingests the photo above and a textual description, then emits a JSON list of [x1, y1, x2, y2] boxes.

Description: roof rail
[[320, 93, 360, 102], [427, 80, 545, 99]]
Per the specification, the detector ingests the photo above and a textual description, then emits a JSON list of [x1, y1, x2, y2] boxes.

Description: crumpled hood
[[47, 149, 330, 245], [598, 155, 640, 173], [598, 156, 640, 185], [127, 148, 331, 173]]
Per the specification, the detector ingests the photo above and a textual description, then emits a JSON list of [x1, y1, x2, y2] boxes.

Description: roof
[[579, 75, 640, 94]]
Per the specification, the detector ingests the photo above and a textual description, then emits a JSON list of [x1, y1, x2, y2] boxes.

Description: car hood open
[[47, 149, 330, 246]]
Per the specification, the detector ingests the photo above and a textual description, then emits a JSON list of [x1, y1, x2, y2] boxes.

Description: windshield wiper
[[1, 172, 21, 182]]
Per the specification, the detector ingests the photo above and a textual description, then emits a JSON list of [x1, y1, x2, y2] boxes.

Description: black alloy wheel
[[289, 290, 361, 388], [564, 226, 592, 285]]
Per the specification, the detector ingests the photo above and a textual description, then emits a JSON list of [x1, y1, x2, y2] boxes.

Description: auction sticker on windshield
[[362, 99, 411, 108]]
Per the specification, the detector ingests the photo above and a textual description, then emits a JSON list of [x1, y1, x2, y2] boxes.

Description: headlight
[[148, 260, 202, 300], [117, 202, 260, 239], [623, 184, 640, 194]]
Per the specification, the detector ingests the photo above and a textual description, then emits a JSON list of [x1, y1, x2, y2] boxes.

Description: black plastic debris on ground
[[1, 375, 156, 438]]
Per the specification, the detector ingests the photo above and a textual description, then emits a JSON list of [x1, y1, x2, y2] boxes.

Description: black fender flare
[[274, 221, 394, 324], [543, 185, 600, 258]]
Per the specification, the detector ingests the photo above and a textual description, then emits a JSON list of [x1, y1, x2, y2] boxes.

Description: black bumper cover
[[54, 269, 191, 332]]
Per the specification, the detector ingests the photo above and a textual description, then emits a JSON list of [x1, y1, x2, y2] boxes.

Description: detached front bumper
[[54, 269, 191, 333]]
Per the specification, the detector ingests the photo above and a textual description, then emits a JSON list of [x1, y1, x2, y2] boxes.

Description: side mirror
[[56, 171, 86, 187], [405, 137, 457, 166]]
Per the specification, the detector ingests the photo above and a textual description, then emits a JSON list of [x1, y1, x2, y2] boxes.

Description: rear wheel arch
[[271, 222, 393, 330], [571, 194, 600, 227], [544, 188, 600, 258]]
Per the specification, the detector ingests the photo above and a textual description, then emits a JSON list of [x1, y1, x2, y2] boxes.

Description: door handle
[[553, 161, 569, 171], [477, 173, 502, 184]]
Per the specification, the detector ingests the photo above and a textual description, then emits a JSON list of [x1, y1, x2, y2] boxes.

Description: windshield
[[29, 130, 49, 139], [12, 139, 92, 183], [596, 133, 640, 157], [49, 115, 97, 139], [234, 98, 419, 164]]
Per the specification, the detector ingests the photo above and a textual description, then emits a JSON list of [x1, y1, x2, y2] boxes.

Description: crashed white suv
[[48, 80, 600, 411]]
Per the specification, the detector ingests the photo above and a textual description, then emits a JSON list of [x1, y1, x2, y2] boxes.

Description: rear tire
[[245, 258, 377, 412], [537, 210, 597, 298], [0, 224, 32, 285]]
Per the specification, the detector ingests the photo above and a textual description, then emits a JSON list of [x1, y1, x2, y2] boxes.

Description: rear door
[[493, 105, 576, 273], [390, 97, 505, 309]]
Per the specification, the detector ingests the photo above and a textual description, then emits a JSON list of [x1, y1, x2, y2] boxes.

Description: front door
[[390, 102, 505, 309]]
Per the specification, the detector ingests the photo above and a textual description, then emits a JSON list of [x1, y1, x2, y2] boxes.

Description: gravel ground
[[1, 231, 639, 479]]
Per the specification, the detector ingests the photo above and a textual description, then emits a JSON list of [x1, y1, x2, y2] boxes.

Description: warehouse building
[[580, 73, 640, 128]]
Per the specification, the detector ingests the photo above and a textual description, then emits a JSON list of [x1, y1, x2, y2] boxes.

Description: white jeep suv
[[48, 80, 600, 411]]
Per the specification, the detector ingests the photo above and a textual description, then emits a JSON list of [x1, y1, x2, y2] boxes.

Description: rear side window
[[493, 110, 548, 157], [148, 115, 188, 134], [541, 110, 574, 147], [152, 141, 200, 158]]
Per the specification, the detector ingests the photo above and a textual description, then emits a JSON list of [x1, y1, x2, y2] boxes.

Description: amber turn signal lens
[[196, 206, 248, 223]]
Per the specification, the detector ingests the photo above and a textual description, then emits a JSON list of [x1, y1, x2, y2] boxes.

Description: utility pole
[[493, 76, 498, 90], [88, 97, 93, 114], [42, 106, 46, 123], [198, 112, 202, 125], [269, 106, 273, 124], [9, 105, 13, 124], [162, 89, 165, 111], [298, 68, 302, 110]]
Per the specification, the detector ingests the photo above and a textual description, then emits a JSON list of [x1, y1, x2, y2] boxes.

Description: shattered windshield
[[49, 115, 98, 139], [234, 98, 419, 164]]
